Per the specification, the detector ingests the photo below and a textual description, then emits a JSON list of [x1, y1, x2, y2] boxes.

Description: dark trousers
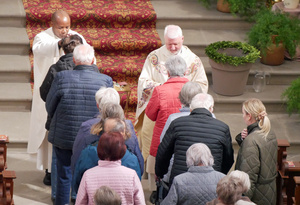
[[53, 146, 72, 205]]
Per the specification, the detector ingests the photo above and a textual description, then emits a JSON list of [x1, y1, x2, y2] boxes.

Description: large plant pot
[[209, 58, 252, 96], [217, 0, 231, 13], [260, 42, 285, 66], [284, 0, 300, 9]]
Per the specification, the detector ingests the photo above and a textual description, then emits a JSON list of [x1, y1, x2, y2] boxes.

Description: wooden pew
[[285, 161, 300, 205], [277, 139, 290, 205], [0, 135, 9, 198], [0, 135, 16, 204], [293, 176, 300, 205], [278, 139, 290, 171], [0, 170, 16, 205]]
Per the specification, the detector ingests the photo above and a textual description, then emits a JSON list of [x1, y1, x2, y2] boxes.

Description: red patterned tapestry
[[23, 0, 162, 122]]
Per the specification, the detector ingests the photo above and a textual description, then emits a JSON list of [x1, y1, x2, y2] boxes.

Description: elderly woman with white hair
[[71, 87, 143, 174], [161, 143, 225, 205], [206, 170, 256, 205]]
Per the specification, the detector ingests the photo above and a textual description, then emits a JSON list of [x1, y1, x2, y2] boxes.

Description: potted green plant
[[197, 0, 231, 13], [227, 0, 271, 21], [282, 77, 300, 117], [197, 0, 215, 8], [247, 8, 300, 65], [205, 41, 260, 96]]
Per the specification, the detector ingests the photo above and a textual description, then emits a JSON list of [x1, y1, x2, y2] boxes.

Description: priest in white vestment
[[27, 10, 91, 180], [135, 25, 208, 200]]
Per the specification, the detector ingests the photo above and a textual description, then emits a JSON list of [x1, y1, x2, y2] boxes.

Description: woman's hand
[[241, 128, 248, 140]]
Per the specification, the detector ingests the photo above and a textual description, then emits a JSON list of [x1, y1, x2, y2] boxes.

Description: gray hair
[[179, 82, 202, 107], [186, 143, 214, 168], [165, 55, 187, 77], [101, 103, 125, 121], [190, 93, 214, 111], [100, 104, 131, 140], [95, 87, 120, 110], [90, 103, 126, 136], [73, 44, 94, 64], [229, 170, 251, 193], [93, 186, 121, 205], [216, 175, 244, 204], [103, 118, 125, 133], [164, 25, 183, 39]]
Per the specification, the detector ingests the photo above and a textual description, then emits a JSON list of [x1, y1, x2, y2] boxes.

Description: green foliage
[[197, 0, 217, 8], [282, 78, 300, 117], [205, 41, 260, 66], [227, 0, 270, 21], [197, 0, 276, 22], [247, 9, 300, 58]]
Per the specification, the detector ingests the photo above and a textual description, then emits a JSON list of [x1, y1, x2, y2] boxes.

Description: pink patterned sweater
[[76, 160, 145, 205]]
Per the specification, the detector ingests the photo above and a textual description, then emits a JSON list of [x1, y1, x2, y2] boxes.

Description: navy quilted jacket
[[46, 65, 113, 149]]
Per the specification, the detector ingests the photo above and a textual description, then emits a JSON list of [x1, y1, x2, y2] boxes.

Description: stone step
[[0, 27, 30, 55], [202, 57, 300, 86], [152, 0, 252, 30], [0, 55, 31, 83], [0, 111, 30, 144], [126, 84, 290, 115], [125, 57, 298, 111], [0, 83, 32, 112], [209, 85, 288, 113], [0, 0, 26, 28]]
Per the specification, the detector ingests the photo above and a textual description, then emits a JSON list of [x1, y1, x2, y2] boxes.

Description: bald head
[[51, 10, 70, 39], [51, 10, 70, 23], [104, 118, 126, 137]]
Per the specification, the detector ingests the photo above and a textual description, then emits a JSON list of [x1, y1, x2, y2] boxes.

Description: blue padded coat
[[46, 64, 113, 149]]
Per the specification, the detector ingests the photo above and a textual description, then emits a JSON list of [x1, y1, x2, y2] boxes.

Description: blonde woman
[[235, 98, 277, 205]]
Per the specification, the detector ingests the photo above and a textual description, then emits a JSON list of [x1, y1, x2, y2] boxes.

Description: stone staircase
[[152, 0, 300, 161], [0, 0, 31, 145], [0, 0, 299, 161]]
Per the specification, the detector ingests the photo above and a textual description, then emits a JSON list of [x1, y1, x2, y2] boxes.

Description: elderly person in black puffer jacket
[[155, 93, 234, 185], [46, 44, 113, 205]]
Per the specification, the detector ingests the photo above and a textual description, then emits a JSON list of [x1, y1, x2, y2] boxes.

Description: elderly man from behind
[[156, 93, 234, 186], [46, 44, 112, 205], [39, 29, 85, 204], [27, 9, 92, 186], [135, 25, 209, 168], [161, 143, 225, 205], [158, 81, 202, 188]]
